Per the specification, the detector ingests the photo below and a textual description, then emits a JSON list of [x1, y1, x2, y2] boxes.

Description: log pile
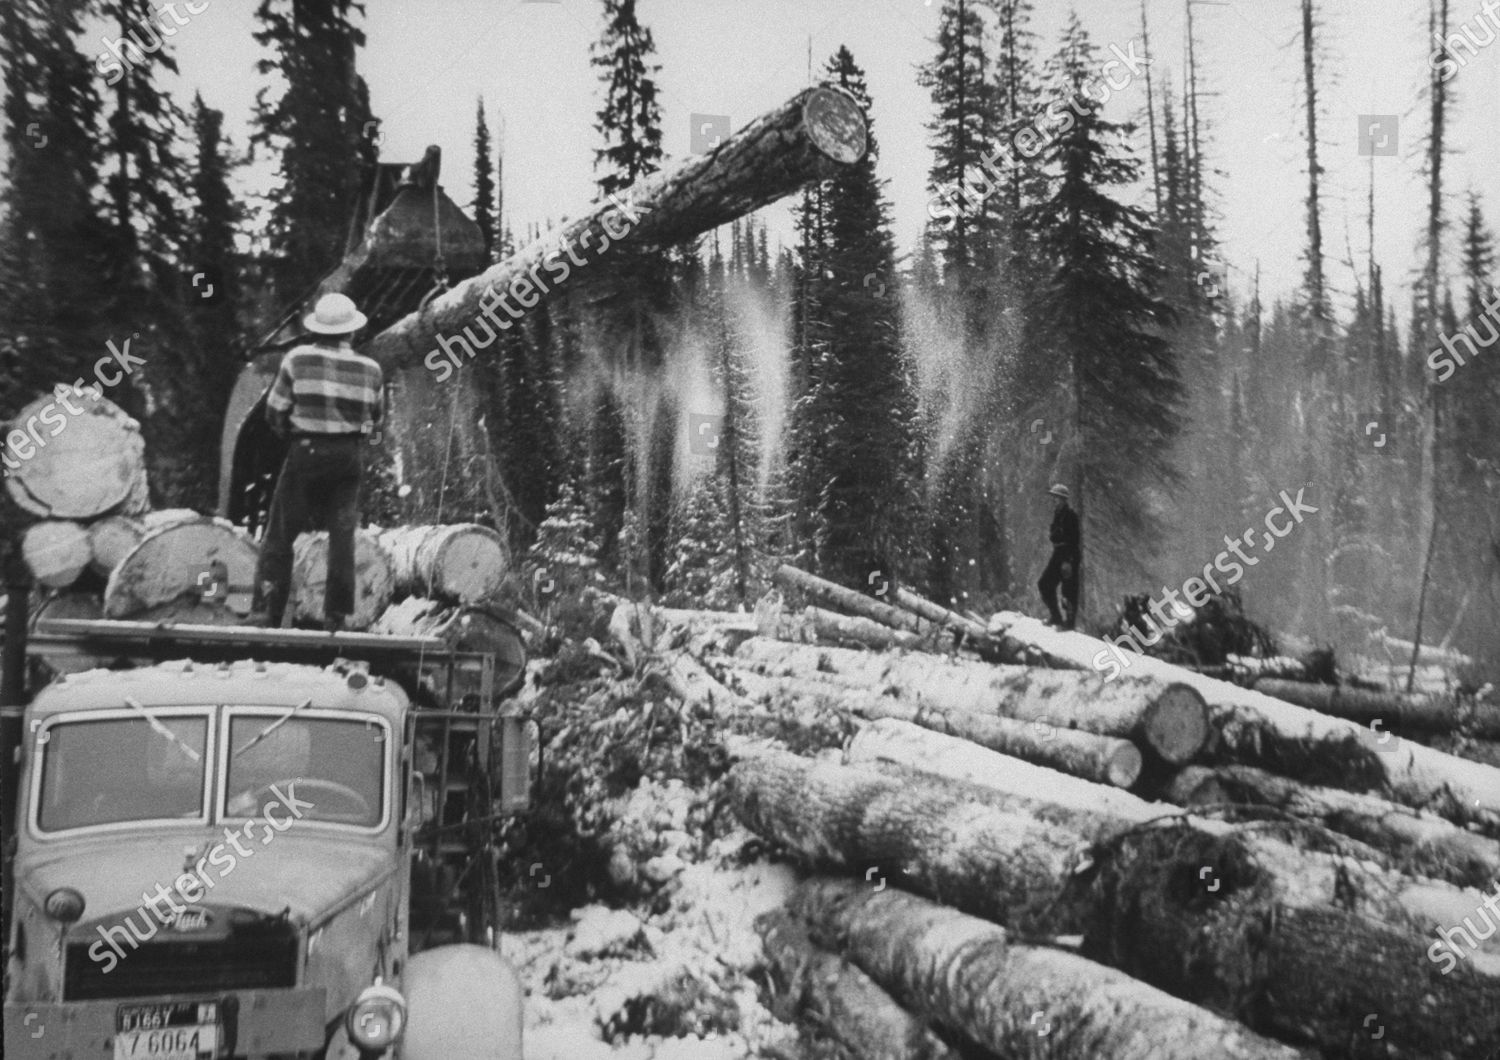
[[612, 567, 1500, 1058]]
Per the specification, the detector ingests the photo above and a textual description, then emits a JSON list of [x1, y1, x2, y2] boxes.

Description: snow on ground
[[514, 831, 799, 1060]]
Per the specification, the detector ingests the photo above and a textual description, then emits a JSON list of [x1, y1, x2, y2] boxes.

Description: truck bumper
[[4, 987, 327, 1059]]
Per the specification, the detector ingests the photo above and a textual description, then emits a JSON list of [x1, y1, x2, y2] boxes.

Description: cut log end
[[1107, 741, 1147, 789], [1142, 682, 1211, 765], [803, 86, 868, 165]]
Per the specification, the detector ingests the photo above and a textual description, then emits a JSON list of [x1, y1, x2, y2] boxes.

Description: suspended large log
[[987, 610, 1500, 831], [22, 520, 91, 588], [376, 523, 510, 603], [734, 748, 1500, 1057], [730, 637, 1209, 765], [772, 565, 927, 635], [365, 87, 867, 370], [3, 390, 146, 519], [291, 529, 395, 630], [103, 515, 258, 618], [890, 587, 988, 641], [786, 880, 1310, 1060], [730, 667, 1143, 788], [1165, 763, 1500, 890], [1255, 677, 1500, 738], [756, 909, 960, 1060]]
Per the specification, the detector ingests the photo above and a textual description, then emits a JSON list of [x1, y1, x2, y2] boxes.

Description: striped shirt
[[265, 342, 385, 437]]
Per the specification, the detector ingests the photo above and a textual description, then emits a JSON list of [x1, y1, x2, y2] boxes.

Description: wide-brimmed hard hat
[[1047, 484, 1070, 500], [303, 292, 368, 335]]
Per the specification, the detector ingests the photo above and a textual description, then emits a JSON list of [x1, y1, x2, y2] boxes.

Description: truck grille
[[64, 920, 297, 1000]]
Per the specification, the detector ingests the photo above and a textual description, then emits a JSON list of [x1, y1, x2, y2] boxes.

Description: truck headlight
[[44, 887, 85, 923], [345, 982, 407, 1052]]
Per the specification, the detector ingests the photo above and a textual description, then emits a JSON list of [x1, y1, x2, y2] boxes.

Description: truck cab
[[3, 620, 531, 1060]]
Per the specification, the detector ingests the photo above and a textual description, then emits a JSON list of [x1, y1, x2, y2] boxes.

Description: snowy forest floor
[[492, 599, 856, 1059]]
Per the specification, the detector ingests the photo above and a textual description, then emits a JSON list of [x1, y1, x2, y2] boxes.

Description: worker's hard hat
[[1047, 484, 1070, 500], [304, 293, 368, 335]]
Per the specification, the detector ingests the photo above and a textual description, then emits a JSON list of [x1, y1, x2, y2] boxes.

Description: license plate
[[115, 1001, 220, 1060]]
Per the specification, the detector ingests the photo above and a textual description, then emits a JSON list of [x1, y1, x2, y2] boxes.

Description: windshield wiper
[[124, 697, 202, 763], [233, 699, 313, 759]]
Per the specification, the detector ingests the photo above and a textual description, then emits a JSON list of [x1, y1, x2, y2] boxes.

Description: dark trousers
[[254, 435, 363, 625], [1038, 548, 1079, 628]]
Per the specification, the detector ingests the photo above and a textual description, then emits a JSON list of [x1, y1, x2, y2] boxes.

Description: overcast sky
[[34, 0, 1500, 319]]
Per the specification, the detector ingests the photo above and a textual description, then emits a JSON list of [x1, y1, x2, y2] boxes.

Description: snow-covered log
[[730, 667, 1143, 788], [22, 520, 90, 588], [4, 390, 146, 519], [376, 523, 510, 603], [742, 741, 1500, 1057], [291, 529, 394, 629], [772, 565, 927, 634], [1165, 763, 1500, 889], [1255, 677, 1500, 738], [103, 515, 258, 618], [757, 589, 924, 651], [365, 87, 868, 370], [728, 749, 1087, 933], [890, 587, 988, 641], [730, 637, 1210, 765], [756, 908, 960, 1060], [786, 879, 1311, 1060], [986, 611, 1500, 831]]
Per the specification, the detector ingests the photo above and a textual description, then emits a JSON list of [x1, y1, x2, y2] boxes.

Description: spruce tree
[[1017, 14, 1183, 616], [251, 0, 379, 301], [797, 47, 920, 590], [472, 98, 498, 261]]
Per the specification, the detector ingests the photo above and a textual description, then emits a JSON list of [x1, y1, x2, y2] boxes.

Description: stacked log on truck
[[613, 568, 1500, 1058]]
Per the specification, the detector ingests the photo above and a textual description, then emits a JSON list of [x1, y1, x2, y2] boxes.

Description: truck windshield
[[36, 711, 211, 832], [223, 711, 385, 828]]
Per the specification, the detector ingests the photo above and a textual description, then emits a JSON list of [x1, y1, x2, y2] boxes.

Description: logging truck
[[1, 615, 533, 1060]]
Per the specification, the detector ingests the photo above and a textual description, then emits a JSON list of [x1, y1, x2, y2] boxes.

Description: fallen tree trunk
[[1255, 677, 1500, 738], [757, 590, 924, 651], [786, 879, 1311, 1060], [756, 908, 960, 1060], [365, 87, 867, 370], [730, 666, 1143, 788], [736, 746, 1500, 1057], [1165, 763, 1500, 890], [772, 565, 927, 635], [730, 637, 1209, 765], [987, 611, 1500, 831], [376, 523, 510, 603], [728, 749, 1087, 934], [890, 587, 988, 641], [4, 390, 146, 519], [292, 529, 394, 629], [103, 515, 258, 618], [22, 520, 90, 588]]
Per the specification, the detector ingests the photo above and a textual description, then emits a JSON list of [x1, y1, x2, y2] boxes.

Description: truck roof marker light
[[345, 981, 406, 1053], [347, 671, 369, 691], [44, 887, 85, 924]]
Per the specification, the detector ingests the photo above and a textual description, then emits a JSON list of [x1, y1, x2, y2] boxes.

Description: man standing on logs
[[250, 293, 383, 632], [1037, 484, 1080, 630]]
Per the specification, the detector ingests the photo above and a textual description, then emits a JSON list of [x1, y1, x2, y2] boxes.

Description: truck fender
[[397, 944, 523, 1060]]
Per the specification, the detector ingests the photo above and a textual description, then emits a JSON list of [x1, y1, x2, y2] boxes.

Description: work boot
[[324, 613, 348, 633]]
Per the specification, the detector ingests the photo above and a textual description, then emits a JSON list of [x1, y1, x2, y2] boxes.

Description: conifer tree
[[1018, 14, 1183, 615], [252, 0, 379, 301], [472, 98, 498, 261]]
